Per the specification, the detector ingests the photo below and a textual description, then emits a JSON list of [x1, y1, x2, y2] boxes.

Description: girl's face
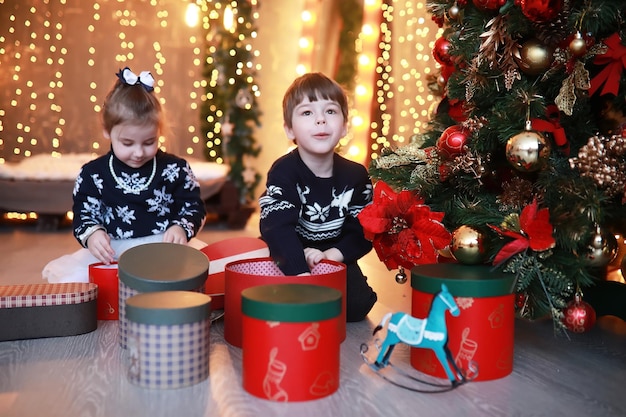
[[105, 122, 159, 168], [284, 96, 347, 160]]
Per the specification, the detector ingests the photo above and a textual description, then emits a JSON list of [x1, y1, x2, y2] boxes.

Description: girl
[[43, 67, 206, 283]]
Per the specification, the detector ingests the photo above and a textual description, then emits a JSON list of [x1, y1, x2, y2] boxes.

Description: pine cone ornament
[[569, 135, 626, 200]]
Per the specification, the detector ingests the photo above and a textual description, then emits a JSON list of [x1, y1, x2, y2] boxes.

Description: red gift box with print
[[89, 262, 119, 320], [410, 264, 516, 381], [242, 284, 342, 402], [199, 237, 269, 311], [224, 258, 346, 348]]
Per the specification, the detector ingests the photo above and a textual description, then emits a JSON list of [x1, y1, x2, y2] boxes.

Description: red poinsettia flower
[[489, 199, 556, 266], [358, 181, 451, 270]]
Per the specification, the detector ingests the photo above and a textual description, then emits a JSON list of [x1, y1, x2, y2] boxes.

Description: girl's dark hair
[[282, 72, 348, 128], [102, 80, 163, 133]]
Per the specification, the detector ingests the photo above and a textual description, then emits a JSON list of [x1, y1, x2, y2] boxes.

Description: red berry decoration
[[519, 0, 563, 23], [561, 293, 596, 333], [472, 0, 506, 12], [437, 125, 469, 159], [433, 37, 453, 66]]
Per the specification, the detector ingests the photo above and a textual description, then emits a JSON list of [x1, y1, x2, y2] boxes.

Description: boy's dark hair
[[282, 72, 348, 128]]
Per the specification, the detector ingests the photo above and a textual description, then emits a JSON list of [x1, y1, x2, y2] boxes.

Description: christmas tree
[[360, 0, 626, 328], [200, 0, 262, 204]]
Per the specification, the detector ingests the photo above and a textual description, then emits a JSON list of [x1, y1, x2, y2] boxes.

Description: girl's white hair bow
[[116, 67, 155, 92]]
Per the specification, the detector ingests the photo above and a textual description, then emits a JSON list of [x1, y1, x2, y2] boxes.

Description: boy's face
[[105, 122, 159, 168], [284, 96, 347, 159]]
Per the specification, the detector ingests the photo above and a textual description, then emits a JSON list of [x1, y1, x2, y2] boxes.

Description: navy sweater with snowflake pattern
[[72, 150, 206, 247], [259, 149, 373, 275]]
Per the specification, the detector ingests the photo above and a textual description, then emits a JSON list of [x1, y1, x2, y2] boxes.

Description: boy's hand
[[87, 229, 115, 264], [304, 247, 325, 269], [322, 247, 344, 263], [163, 225, 188, 245], [304, 247, 345, 270]]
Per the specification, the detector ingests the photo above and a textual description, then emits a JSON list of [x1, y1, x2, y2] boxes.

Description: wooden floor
[[0, 214, 625, 417]]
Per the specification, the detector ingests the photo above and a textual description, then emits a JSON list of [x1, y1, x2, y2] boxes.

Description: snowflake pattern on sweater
[[73, 150, 206, 246], [259, 149, 373, 275]]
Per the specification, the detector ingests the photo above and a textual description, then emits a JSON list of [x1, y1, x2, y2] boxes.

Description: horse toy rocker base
[[360, 283, 477, 393]]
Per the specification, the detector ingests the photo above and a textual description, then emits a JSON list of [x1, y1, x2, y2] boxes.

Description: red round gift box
[[410, 264, 516, 381], [89, 262, 119, 320], [241, 283, 342, 402], [224, 258, 346, 348]]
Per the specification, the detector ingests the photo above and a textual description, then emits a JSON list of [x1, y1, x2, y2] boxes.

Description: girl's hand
[[87, 230, 115, 264], [163, 225, 188, 245]]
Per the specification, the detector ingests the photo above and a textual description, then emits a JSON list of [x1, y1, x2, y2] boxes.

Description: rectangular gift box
[[0, 283, 98, 341]]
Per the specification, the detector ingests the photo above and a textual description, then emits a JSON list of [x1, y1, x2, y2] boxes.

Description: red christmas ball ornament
[[442, 63, 455, 81], [437, 125, 469, 159], [448, 99, 468, 123], [562, 293, 596, 333], [433, 37, 453, 66], [520, 0, 563, 23], [472, 0, 506, 12]]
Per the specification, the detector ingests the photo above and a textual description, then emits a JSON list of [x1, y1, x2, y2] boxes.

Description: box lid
[[242, 283, 341, 322], [411, 264, 516, 297], [118, 243, 208, 292], [0, 283, 97, 308], [126, 291, 211, 325]]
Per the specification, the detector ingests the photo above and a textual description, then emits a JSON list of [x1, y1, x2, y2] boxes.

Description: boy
[[259, 72, 377, 322]]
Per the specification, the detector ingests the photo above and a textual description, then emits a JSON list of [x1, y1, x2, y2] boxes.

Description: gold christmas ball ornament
[[450, 225, 486, 265], [395, 267, 408, 284], [581, 226, 618, 268], [515, 39, 554, 76], [568, 32, 587, 57], [506, 129, 551, 172], [448, 4, 460, 20]]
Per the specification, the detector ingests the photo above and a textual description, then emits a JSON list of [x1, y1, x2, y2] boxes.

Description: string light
[[1, 1, 439, 171], [351, 0, 382, 165], [185, 1, 200, 27], [297, 1, 318, 76], [366, 0, 439, 162], [198, 0, 261, 166], [1, 0, 208, 163]]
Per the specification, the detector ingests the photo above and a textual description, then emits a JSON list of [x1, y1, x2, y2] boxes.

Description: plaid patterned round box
[[118, 243, 209, 349], [242, 283, 342, 402], [125, 291, 211, 389]]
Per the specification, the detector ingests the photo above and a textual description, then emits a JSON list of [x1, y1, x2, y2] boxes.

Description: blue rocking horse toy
[[367, 283, 469, 388]]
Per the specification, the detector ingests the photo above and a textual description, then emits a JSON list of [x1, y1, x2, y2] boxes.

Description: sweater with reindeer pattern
[[259, 148, 373, 275]]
